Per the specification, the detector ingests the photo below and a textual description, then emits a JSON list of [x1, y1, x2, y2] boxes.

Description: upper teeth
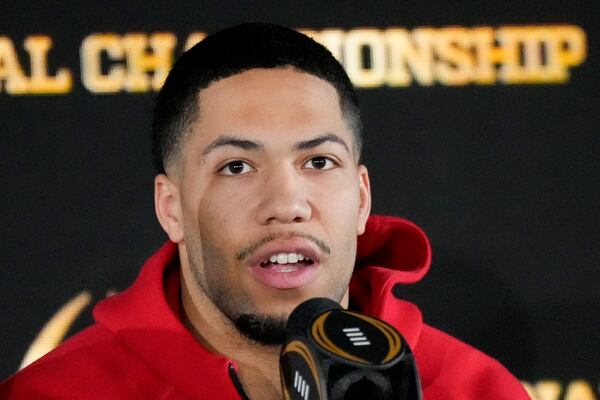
[[268, 252, 307, 264]]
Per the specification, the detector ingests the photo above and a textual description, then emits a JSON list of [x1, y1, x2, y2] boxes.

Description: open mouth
[[247, 239, 322, 289], [259, 252, 315, 271]]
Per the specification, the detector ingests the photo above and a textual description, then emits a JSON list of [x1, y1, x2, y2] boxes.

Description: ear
[[356, 164, 371, 236], [154, 174, 184, 243]]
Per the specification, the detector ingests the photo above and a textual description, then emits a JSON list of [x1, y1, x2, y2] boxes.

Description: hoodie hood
[[351, 215, 431, 348], [356, 214, 431, 282]]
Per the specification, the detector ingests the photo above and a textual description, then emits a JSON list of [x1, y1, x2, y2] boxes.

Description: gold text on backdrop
[[0, 36, 71, 94], [0, 26, 587, 93]]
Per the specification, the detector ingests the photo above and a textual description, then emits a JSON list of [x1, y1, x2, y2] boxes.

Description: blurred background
[[1, 1, 598, 398]]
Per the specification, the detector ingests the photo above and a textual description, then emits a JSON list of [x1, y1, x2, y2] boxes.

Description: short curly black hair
[[151, 22, 362, 174]]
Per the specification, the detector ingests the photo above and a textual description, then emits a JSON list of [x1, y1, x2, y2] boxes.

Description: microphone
[[279, 298, 422, 400]]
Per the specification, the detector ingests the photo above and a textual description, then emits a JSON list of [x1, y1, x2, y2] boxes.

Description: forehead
[[193, 68, 347, 141]]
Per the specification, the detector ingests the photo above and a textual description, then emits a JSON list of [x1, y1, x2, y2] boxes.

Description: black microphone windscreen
[[286, 297, 341, 337]]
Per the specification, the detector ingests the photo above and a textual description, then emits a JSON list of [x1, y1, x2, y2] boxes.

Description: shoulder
[[414, 324, 530, 400], [0, 324, 170, 399]]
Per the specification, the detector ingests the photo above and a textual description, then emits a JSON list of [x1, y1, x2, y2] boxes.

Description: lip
[[246, 238, 322, 289]]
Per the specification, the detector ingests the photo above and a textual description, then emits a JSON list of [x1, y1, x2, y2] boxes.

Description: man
[[1, 23, 529, 399]]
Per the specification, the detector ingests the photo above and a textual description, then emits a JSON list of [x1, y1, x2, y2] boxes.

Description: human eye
[[302, 156, 338, 170], [218, 160, 255, 176]]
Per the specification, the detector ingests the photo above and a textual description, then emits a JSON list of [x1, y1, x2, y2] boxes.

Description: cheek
[[200, 177, 258, 215], [192, 202, 241, 297], [311, 176, 361, 258], [195, 201, 234, 263], [192, 182, 258, 278], [314, 174, 362, 222], [196, 183, 251, 236]]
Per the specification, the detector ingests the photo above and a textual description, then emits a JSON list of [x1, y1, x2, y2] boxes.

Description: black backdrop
[[2, 1, 598, 397]]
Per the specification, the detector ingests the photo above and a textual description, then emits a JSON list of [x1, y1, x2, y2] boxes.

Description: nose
[[256, 166, 312, 225]]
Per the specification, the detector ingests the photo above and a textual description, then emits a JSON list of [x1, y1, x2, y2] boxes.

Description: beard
[[233, 313, 288, 345]]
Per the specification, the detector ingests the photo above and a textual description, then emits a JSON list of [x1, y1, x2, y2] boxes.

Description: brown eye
[[219, 160, 253, 175], [304, 156, 336, 170]]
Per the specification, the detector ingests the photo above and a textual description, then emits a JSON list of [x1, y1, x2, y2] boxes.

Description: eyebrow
[[292, 133, 351, 154], [201, 132, 350, 158], [201, 135, 264, 157]]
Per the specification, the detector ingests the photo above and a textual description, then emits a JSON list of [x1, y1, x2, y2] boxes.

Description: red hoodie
[[0, 215, 529, 399]]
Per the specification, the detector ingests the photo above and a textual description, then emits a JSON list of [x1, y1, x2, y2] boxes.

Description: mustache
[[236, 231, 331, 261]]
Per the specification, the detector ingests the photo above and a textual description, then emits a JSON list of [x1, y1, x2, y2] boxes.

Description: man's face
[[162, 68, 370, 342]]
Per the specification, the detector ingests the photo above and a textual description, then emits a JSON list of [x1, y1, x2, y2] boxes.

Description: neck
[[181, 277, 283, 400]]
